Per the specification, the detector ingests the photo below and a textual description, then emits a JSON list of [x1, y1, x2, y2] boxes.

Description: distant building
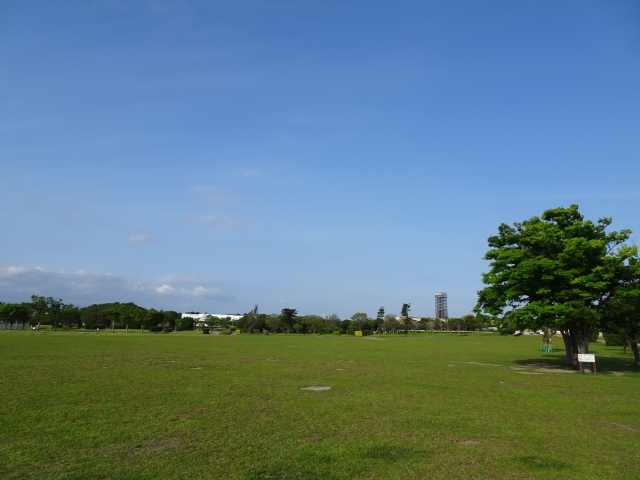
[[435, 292, 448, 319], [181, 313, 243, 323]]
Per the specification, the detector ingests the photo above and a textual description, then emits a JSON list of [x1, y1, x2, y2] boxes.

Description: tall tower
[[435, 292, 448, 319]]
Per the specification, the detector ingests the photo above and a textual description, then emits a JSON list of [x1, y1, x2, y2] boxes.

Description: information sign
[[578, 354, 595, 363]]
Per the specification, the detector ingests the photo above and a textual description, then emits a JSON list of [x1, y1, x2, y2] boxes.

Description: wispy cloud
[[191, 186, 230, 202], [0, 266, 232, 308], [239, 169, 261, 178], [185, 214, 242, 229], [128, 233, 154, 245]]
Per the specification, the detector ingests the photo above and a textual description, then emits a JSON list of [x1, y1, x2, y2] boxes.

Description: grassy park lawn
[[0, 331, 638, 479]]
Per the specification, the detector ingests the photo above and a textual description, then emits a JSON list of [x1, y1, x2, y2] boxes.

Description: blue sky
[[1, 0, 639, 317]]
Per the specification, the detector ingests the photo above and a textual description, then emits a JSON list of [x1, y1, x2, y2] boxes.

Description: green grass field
[[1, 330, 638, 479]]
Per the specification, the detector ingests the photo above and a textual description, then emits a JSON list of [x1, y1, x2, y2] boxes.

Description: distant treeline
[[0, 296, 191, 332], [234, 309, 489, 335], [0, 296, 489, 334]]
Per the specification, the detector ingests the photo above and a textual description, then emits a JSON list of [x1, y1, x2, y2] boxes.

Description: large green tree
[[280, 308, 297, 332], [602, 250, 640, 366], [30, 295, 64, 329], [475, 205, 632, 370], [350, 312, 368, 331], [0, 303, 30, 329]]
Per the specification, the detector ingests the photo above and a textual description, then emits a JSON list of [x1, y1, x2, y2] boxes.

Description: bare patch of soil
[[456, 440, 481, 445]]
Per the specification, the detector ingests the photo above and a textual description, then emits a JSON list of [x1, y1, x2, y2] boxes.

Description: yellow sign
[[355, 331, 362, 337], [235, 329, 241, 335]]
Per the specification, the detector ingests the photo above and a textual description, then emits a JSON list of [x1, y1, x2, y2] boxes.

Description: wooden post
[[593, 360, 597, 374], [579, 361, 583, 373]]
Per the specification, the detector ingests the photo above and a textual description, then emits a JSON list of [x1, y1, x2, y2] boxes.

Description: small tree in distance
[[400, 303, 411, 334]]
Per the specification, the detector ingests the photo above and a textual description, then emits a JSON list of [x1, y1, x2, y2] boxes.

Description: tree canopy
[[475, 205, 635, 368]]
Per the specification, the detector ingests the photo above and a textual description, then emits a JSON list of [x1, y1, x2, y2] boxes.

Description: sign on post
[[577, 354, 597, 374]]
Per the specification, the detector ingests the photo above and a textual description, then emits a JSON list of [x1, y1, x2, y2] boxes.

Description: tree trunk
[[567, 330, 579, 367], [570, 325, 593, 372], [126, 324, 128, 333], [625, 333, 640, 367], [141, 325, 143, 333]]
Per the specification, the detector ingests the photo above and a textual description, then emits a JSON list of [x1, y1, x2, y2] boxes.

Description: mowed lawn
[[0, 331, 638, 479]]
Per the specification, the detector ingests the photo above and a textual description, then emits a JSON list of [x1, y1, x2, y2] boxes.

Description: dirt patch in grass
[[455, 439, 482, 446], [300, 386, 331, 391], [606, 422, 637, 432]]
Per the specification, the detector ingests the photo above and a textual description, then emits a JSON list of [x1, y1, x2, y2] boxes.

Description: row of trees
[[1, 296, 488, 336], [234, 307, 489, 335], [0, 297, 189, 332], [475, 205, 640, 368]]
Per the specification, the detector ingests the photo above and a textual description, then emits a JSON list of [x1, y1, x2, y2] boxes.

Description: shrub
[[361, 330, 372, 337], [603, 332, 624, 346], [179, 317, 195, 331], [163, 327, 174, 333], [333, 330, 341, 335], [219, 329, 231, 335], [347, 326, 357, 335], [589, 330, 600, 342], [202, 328, 210, 335]]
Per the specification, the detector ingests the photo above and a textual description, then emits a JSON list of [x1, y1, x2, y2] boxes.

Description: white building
[[181, 313, 243, 324]]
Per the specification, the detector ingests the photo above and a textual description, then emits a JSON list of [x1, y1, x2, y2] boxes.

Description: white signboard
[[578, 354, 595, 363]]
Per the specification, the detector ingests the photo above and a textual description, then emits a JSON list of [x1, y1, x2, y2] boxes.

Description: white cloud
[[0, 266, 233, 308], [186, 286, 221, 297], [128, 233, 154, 244], [155, 284, 175, 294]]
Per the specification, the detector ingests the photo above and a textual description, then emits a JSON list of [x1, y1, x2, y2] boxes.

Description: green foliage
[[202, 328, 210, 335], [401, 303, 411, 317], [333, 330, 341, 335], [280, 308, 298, 330], [0, 303, 30, 328], [603, 332, 624, 346], [179, 316, 195, 330], [80, 302, 147, 330], [350, 312, 368, 330], [383, 315, 399, 333], [475, 204, 634, 355]]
